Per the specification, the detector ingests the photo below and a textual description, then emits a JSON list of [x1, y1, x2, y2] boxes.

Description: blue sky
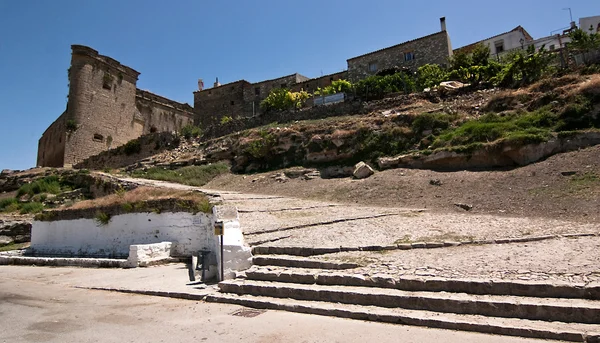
[[0, 0, 597, 170]]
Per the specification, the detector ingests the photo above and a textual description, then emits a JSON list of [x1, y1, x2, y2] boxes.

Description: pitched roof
[[347, 31, 447, 62], [453, 26, 533, 54]]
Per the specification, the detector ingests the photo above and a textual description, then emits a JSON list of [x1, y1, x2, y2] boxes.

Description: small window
[[93, 134, 104, 142], [494, 40, 504, 54], [330, 77, 334, 82], [230, 100, 235, 106], [102, 73, 113, 90], [368, 62, 378, 72], [280, 83, 286, 89], [255, 87, 260, 96], [208, 90, 212, 95], [549, 44, 556, 51], [404, 52, 415, 61]]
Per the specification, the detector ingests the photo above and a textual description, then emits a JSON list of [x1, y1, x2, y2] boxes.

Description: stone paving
[[115, 176, 600, 285]]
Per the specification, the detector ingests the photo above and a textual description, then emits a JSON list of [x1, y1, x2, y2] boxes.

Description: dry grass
[[68, 186, 208, 210]]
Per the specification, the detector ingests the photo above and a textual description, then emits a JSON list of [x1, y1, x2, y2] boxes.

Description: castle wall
[[37, 111, 67, 167], [135, 90, 194, 134], [37, 45, 194, 168], [62, 45, 141, 167], [347, 31, 452, 82]]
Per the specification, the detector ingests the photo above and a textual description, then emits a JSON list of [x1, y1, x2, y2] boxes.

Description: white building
[[580, 16, 600, 34], [454, 26, 534, 58]]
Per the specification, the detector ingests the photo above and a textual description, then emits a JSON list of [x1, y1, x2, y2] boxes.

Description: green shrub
[[260, 89, 311, 111], [0, 198, 18, 211], [180, 125, 202, 139], [245, 130, 277, 158], [131, 163, 230, 187], [66, 119, 78, 132], [19, 202, 44, 214], [314, 79, 354, 96], [16, 176, 63, 198], [94, 211, 111, 226], [417, 64, 449, 90], [355, 72, 416, 99], [220, 116, 233, 125], [412, 113, 451, 135], [123, 139, 142, 155]]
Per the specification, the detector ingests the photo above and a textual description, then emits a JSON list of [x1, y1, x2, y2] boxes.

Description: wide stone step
[[219, 279, 600, 324], [206, 292, 600, 342], [245, 266, 600, 300], [252, 255, 359, 270]]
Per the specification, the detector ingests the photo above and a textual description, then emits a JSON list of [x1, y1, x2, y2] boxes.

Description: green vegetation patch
[[131, 163, 230, 187]]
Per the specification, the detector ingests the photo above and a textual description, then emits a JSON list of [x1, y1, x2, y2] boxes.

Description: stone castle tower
[[37, 45, 194, 167]]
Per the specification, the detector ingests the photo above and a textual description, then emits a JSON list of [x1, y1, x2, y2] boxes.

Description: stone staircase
[[206, 253, 600, 342]]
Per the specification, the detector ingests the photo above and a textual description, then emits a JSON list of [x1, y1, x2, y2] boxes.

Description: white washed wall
[[31, 212, 214, 258]]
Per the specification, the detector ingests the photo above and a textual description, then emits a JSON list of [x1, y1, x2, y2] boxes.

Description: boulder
[[353, 162, 374, 179]]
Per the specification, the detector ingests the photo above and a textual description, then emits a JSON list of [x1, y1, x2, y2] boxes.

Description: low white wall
[[126, 241, 173, 267], [213, 205, 253, 280], [31, 212, 214, 258]]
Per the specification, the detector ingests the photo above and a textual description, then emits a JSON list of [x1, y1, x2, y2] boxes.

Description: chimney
[[214, 77, 221, 88], [440, 17, 447, 32], [198, 78, 204, 91]]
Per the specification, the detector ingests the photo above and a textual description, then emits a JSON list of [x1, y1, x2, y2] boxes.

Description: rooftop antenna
[[563, 8, 573, 23]]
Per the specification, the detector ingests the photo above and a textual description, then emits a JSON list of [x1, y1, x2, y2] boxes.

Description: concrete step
[[219, 279, 600, 324], [245, 266, 600, 300], [206, 292, 600, 342], [252, 255, 359, 270]]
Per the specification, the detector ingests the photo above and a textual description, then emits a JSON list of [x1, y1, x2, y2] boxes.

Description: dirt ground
[[205, 145, 600, 222]]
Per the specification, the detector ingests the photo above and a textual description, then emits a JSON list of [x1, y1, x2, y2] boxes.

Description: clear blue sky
[[0, 0, 597, 170]]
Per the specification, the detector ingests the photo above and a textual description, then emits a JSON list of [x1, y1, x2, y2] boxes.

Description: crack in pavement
[[247, 235, 293, 246], [245, 212, 410, 236], [238, 205, 340, 213]]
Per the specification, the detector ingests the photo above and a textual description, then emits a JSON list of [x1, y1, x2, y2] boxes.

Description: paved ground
[[114, 176, 600, 285], [0, 265, 568, 343]]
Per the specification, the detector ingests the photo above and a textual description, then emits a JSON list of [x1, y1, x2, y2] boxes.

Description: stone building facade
[[347, 30, 452, 82], [193, 74, 310, 127], [37, 45, 193, 167]]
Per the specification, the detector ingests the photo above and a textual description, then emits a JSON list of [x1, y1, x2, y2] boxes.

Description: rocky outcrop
[[378, 131, 600, 171], [0, 220, 32, 246]]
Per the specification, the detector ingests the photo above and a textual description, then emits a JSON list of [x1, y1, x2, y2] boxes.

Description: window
[[102, 73, 113, 90], [93, 134, 104, 142], [230, 100, 235, 106], [255, 87, 260, 96], [280, 83, 286, 89], [494, 40, 504, 54], [404, 52, 415, 61], [549, 44, 556, 51], [330, 77, 334, 82], [368, 62, 378, 72]]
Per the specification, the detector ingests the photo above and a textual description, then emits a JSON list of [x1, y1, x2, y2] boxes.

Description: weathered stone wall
[[194, 74, 311, 127], [135, 90, 194, 133], [61, 45, 142, 167], [37, 45, 195, 168], [73, 132, 179, 170], [347, 31, 452, 82], [37, 111, 67, 167], [291, 71, 348, 93], [194, 81, 249, 127], [203, 100, 366, 140]]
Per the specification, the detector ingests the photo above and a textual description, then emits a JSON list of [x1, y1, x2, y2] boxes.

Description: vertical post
[[220, 234, 224, 281]]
